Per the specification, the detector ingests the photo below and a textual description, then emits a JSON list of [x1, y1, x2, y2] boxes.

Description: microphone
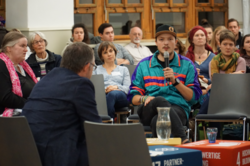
[[164, 51, 170, 85]]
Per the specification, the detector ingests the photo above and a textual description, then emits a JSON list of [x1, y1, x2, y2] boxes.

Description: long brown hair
[[210, 26, 227, 53]]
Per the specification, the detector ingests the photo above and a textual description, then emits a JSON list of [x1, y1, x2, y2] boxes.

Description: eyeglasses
[[32, 39, 45, 45], [90, 63, 97, 70]]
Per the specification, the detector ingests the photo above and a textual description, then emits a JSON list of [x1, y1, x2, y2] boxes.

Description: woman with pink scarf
[[0, 32, 37, 117]]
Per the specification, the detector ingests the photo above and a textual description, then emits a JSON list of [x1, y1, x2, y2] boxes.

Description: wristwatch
[[173, 78, 180, 87]]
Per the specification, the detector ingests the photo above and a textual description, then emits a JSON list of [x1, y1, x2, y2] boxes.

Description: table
[[149, 145, 202, 166], [147, 138, 181, 146], [177, 140, 250, 166]]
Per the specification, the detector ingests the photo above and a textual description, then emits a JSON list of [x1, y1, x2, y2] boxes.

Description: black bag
[[222, 124, 243, 140]]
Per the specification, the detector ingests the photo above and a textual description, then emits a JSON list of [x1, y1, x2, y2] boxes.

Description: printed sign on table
[[149, 145, 202, 166], [177, 140, 250, 166]]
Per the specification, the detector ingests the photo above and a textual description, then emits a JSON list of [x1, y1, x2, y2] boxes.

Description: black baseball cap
[[155, 24, 177, 38]]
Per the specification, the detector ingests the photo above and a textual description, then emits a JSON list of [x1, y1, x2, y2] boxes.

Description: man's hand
[[144, 96, 155, 106], [105, 85, 118, 93], [163, 67, 176, 83], [117, 59, 130, 65]]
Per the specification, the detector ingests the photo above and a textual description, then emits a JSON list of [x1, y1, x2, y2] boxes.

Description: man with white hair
[[124, 26, 152, 65]]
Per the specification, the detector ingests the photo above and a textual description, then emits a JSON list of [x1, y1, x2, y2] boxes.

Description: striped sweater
[[127, 51, 202, 118]]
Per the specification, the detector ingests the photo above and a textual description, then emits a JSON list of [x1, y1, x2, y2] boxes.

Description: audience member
[[200, 19, 213, 45], [21, 42, 101, 166], [9, 28, 32, 59], [199, 30, 246, 115], [240, 34, 250, 69], [124, 26, 152, 65], [127, 25, 202, 144], [93, 41, 130, 118], [174, 38, 186, 56], [0, 32, 37, 116], [228, 18, 242, 49], [186, 26, 215, 85], [211, 26, 227, 53], [210, 30, 246, 79], [26, 32, 61, 79], [94, 23, 134, 65], [61, 23, 90, 55]]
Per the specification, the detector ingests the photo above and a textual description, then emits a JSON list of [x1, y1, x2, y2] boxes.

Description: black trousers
[[137, 96, 187, 141]]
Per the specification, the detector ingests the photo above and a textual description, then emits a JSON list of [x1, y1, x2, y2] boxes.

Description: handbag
[[222, 124, 243, 140]]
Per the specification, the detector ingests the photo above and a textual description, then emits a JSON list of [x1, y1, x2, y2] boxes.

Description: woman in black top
[[0, 32, 37, 116], [26, 32, 61, 79]]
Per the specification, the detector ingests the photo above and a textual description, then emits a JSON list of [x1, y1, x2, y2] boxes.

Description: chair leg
[[117, 114, 121, 123], [203, 126, 207, 139], [194, 119, 197, 142], [247, 123, 249, 141], [243, 118, 246, 141]]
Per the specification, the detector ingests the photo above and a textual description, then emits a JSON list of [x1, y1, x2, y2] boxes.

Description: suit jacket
[[21, 67, 101, 166]]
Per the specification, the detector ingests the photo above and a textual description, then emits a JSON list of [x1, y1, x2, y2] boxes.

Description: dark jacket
[[21, 67, 102, 166], [236, 31, 243, 49], [26, 50, 61, 78]]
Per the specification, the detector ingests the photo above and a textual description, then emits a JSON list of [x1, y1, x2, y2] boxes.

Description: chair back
[[124, 64, 137, 78], [90, 74, 109, 116], [208, 74, 250, 117], [0, 116, 42, 166], [84, 121, 152, 166]]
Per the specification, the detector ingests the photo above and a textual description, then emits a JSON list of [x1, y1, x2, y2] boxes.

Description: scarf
[[185, 26, 213, 62], [0, 52, 38, 117], [210, 52, 240, 78]]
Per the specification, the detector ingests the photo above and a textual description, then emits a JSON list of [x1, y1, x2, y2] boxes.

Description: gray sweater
[[94, 43, 134, 65], [92, 65, 131, 94]]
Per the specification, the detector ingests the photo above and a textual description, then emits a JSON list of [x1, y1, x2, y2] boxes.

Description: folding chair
[[90, 74, 130, 123], [84, 121, 152, 166], [194, 74, 250, 141], [0, 116, 42, 166]]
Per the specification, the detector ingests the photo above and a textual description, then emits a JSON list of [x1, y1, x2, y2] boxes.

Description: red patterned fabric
[[0, 52, 37, 117]]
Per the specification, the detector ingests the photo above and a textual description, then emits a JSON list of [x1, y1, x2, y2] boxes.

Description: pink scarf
[[0, 52, 38, 117]]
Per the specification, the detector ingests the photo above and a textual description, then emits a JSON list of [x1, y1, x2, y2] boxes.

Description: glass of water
[[207, 127, 218, 143], [156, 107, 171, 141]]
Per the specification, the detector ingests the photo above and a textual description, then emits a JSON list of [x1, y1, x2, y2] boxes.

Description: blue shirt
[[195, 52, 215, 84], [92, 65, 131, 94]]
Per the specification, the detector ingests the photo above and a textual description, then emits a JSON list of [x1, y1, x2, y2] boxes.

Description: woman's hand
[[232, 70, 245, 74], [105, 85, 119, 93], [202, 77, 208, 84], [144, 96, 155, 106]]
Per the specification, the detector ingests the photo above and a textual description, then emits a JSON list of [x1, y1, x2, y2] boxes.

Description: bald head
[[129, 27, 143, 44]]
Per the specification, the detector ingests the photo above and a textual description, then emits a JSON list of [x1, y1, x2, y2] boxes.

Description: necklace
[[196, 50, 207, 59]]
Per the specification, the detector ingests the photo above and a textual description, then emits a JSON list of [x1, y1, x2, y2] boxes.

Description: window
[[195, 0, 228, 30], [74, 0, 228, 40]]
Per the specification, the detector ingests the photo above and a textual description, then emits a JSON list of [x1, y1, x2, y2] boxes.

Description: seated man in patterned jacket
[[127, 25, 202, 144]]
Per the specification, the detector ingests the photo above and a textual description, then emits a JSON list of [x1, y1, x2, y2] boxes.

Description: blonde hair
[[1, 32, 26, 53], [211, 26, 227, 52]]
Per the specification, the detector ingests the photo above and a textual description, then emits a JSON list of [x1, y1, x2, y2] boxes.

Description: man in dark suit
[[21, 42, 101, 166]]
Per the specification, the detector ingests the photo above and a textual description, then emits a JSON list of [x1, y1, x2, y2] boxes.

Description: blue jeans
[[106, 90, 129, 118]]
